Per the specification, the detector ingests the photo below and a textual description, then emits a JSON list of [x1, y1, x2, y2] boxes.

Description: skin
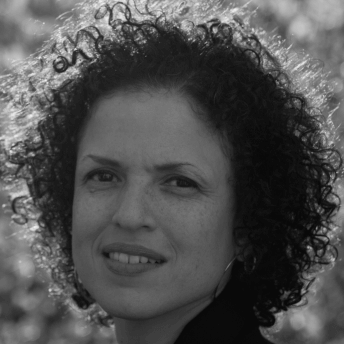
[[72, 88, 236, 344]]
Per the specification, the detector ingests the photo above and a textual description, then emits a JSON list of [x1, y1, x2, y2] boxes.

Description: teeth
[[109, 252, 119, 260], [119, 253, 129, 264], [140, 256, 149, 264], [149, 258, 158, 264], [108, 252, 161, 264], [129, 255, 140, 264]]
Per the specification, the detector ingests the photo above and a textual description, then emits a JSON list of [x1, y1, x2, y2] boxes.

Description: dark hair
[[1, 0, 342, 328]]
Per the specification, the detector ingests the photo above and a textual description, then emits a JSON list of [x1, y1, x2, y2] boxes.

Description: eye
[[166, 176, 198, 189], [86, 170, 117, 183]]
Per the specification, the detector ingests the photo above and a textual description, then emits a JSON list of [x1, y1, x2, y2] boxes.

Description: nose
[[111, 180, 156, 231]]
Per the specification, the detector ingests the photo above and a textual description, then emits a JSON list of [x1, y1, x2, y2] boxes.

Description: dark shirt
[[175, 275, 275, 344]]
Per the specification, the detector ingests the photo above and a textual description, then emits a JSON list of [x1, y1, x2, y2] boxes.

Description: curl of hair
[[1, 0, 342, 328]]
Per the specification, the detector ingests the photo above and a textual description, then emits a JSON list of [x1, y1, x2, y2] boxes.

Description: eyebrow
[[81, 154, 209, 183]]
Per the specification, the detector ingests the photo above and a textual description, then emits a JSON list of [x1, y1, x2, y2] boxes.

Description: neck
[[112, 264, 233, 344], [113, 296, 213, 344]]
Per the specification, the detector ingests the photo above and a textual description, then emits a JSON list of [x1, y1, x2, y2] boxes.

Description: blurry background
[[0, 0, 344, 343]]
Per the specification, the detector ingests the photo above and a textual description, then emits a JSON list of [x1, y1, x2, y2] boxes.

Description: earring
[[244, 255, 257, 273], [224, 258, 234, 272], [212, 256, 236, 301], [72, 270, 95, 309]]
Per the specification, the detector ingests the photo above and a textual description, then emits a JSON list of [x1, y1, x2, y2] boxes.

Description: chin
[[100, 302, 168, 321]]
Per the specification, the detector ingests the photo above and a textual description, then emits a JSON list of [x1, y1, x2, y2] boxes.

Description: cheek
[[186, 201, 234, 268], [160, 199, 232, 264], [71, 192, 107, 258]]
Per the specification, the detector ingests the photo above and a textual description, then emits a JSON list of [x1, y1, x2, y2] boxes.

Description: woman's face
[[72, 88, 236, 320]]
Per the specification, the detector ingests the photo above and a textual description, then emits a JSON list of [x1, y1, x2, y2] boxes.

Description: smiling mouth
[[102, 242, 167, 266], [104, 252, 163, 264], [103, 252, 165, 276]]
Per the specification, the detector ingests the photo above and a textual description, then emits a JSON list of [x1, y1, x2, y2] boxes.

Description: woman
[[0, 0, 342, 343]]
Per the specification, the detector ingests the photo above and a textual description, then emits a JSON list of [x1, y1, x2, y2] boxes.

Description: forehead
[[77, 89, 230, 177]]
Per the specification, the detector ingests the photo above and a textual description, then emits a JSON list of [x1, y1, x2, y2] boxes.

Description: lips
[[102, 242, 167, 263]]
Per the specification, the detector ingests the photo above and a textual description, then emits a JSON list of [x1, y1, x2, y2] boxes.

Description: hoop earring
[[212, 256, 236, 301], [244, 255, 257, 274], [72, 270, 95, 309], [224, 258, 235, 273]]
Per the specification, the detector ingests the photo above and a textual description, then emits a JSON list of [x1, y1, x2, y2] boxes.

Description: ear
[[232, 219, 248, 263], [235, 251, 245, 262], [232, 232, 253, 263]]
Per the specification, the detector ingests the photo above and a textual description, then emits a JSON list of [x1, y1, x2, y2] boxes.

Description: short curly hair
[[1, 0, 342, 328]]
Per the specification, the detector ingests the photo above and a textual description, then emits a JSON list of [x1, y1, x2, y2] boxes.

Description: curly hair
[[0, 0, 342, 328]]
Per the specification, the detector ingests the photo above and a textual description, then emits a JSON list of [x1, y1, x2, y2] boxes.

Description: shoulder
[[240, 327, 276, 344], [175, 276, 278, 344]]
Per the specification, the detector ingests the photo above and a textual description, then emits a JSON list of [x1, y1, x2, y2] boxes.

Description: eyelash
[[166, 176, 198, 189], [86, 170, 117, 183], [85, 170, 198, 189]]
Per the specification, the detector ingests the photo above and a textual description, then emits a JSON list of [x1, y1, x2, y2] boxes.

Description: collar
[[174, 263, 272, 344]]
